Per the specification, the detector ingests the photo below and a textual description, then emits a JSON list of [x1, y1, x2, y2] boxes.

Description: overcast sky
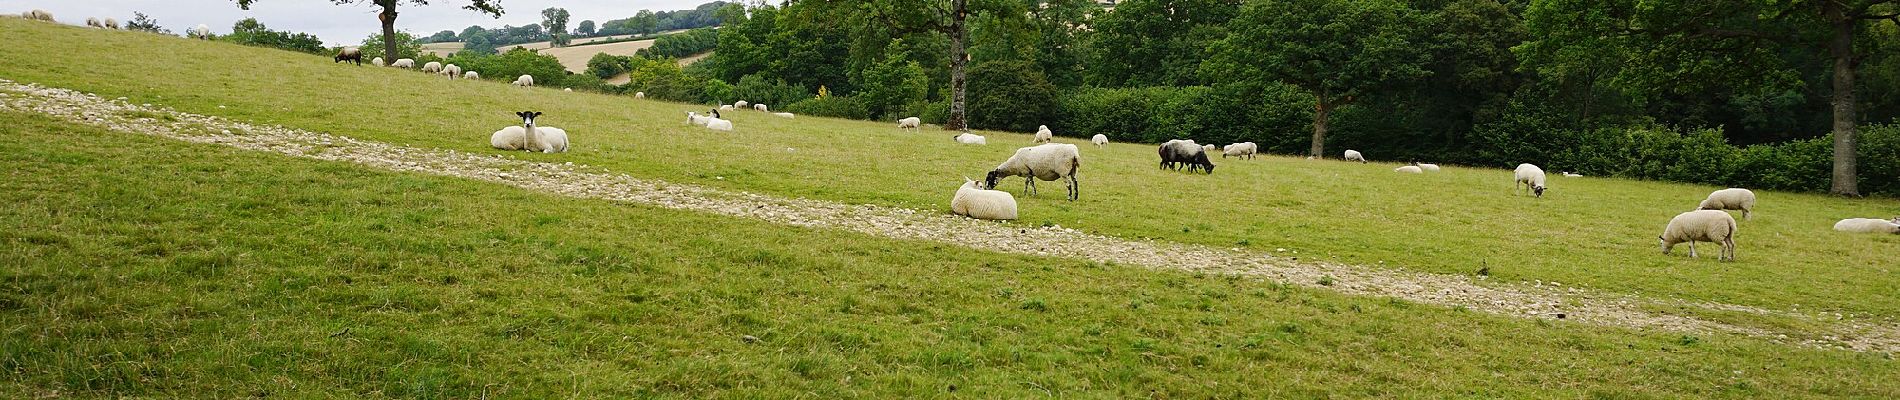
[[4, 0, 716, 45]]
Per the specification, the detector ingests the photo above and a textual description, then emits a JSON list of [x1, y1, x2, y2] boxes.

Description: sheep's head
[[983, 170, 1003, 190], [515, 111, 542, 127], [1658, 236, 1668, 253], [710, 109, 722, 119], [1532, 185, 1546, 197]]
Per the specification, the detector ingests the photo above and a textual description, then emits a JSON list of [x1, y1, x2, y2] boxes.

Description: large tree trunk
[[378, 1, 400, 65], [1311, 95, 1331, 157], [1823, 2, 1860, 196], [944, 0, 970, 131]]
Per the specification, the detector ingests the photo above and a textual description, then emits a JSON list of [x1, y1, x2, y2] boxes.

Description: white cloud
[[4, 0, 717, 45]]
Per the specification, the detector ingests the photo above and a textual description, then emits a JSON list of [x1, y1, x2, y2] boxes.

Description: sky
[[4, 0, 716, 45]]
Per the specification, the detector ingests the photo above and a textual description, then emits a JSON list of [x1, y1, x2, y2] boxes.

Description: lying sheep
[[564, 88, 573, 92], [1344, 149, 1366, 163], [491, 111, 569, 153], [391, 58, 415, 69], [1697, 188, 1756, 220], [754, 104, 769, 112], [1034, 125, 1053, 143], [512, 74, 533, 87], [1158, 139, 1215, 174], [719, 104, 735, 112], [1394, 165, 1423, 173], [1091, 134, 1108, 147], [634, 92, 646, 99], [952, 178, 1018, 220], [685, 111, 711, 126], [334, 47, 363, 65], [1561, 171, 1584, 177], [1660, 210, 1737, 261], [735, 100, 749, 110], [463, 71, 479, 80], [1515, 163, 1547, 198], [705, 110, 734, 131], [1222, 142, 1257, 159], [771, 112, 795, 119], [1414, 162, 1440, 171], [372, 57, 385, 67], [898, 117, 921, 130], [986, 143, 1082, 200], [954, 132, 986, 145], [1833, 218, 1900, 234], [440, 64, 462, 79]]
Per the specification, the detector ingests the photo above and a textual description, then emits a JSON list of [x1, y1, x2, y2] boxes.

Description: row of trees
[[415, 2, 729, 51]]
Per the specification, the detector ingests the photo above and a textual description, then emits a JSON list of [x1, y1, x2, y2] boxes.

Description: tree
[[965, 60, 1058, 132], [360, 30, 423, 61], [223, 17, 327, 54], [124, 11, 171, 34], [577, 20, 596, 36], [421, 29, 457, 43], [236, 0, 503, 64], [1085, 0, 1242, 87], [861, 0, 1015, 131], [1207, 0, 1429, 157], [542, 7, 571, 46], [1519, 0, 1900, 196]]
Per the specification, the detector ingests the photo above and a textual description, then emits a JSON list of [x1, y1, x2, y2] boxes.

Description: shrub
[[966, 60, 1058, 132], [856, 58, 930, 120], [732, 74, 810, 110], [586, 53, 631, 79], [784, 95, 870, 120]]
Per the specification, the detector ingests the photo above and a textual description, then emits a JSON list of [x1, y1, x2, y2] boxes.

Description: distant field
[[421, 30, 697, 73], [1, 18, 1898, 397]]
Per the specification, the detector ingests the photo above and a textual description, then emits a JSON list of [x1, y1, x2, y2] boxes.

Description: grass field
[[1, 18, 1898, 396]]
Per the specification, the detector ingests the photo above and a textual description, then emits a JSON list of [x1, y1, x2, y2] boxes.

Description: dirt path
[[3, 78, 1894, 353]]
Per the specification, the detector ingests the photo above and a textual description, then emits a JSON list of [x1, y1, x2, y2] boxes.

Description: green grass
[[3, 110, 1898, 398]]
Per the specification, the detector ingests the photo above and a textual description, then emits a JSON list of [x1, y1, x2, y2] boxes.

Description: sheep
[[24, 9, 52, 22], [391, 58, 415, 69], [86, 17, 101, 28], [898, 117, 922, 130], [490, 111, 569, 153], [512, 74, 534, 87], [754, 104, 769, 112], [1414, 162, 1440, 172], [772, 112, 795, 119], [421, 61, 443, 73], [1222, 142, 1258, 160], [1034, 125, 1054, 143], [104, 18, 118, 29], [1203, 144, 1217, 154], [1157, 139, 1215, 174], [1697, 188, 1756, 220], [463, 71, 479, 80], [953, 132, 987, 145], [952, 178, 1018, 220], [1514, 163, 1547, 197], [370, 57, 384, 67], [685, 111, 711, 126], [704, 110, 734, 131], [719, 104, 735, 112], [634, 92, 646, 99], [564, 88, 573, 92], [1660, 210, 1738, 261], [1091, 134, 1108, 147], [1561, 171, 1584, 177], [735, 100, 749, 110], [189, 24, 211, 39], [1395, 165, 1423, 173], [334, 47, 363, 65], [985, 143, 1082, 201], [1832, 218, 1900, 234], [1343, 149, 1366, 163], [440, 64, 461, 79]]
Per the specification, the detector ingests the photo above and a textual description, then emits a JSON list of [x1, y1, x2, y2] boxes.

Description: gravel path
[[4, 78, 1894, 353]]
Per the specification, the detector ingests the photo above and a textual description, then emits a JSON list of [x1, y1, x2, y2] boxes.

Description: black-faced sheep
[[1515, 163, 1547, 197], [986, 143, 1081, 201], [334, 47, 363, 65]]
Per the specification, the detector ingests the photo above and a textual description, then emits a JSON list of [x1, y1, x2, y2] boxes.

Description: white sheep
[[489, 111, 568, 153], [772, 112, 795, 119], [1414, 162, 1440, 171], [898, 117, 921, 130], [1343, 149, 1366, 163], [22, 10, 53, 22], [1394, 165, 1423, 173], [104, 18, 118, 29], [371, 57, 385, 67], [1660, 210, 1737, 261], [704, 110, 734, 131], [189, 24, 211, 39], [421, 61, 442, 73], [86, 17, 101, 28], [1697, 188, 1756, 220], [463, 71, 479, 80], [512, 74, 534, 87], [952, 178, 1018, 220], [1091, 134, 1108, 147], [1034, 125, 1053, 143], [563, 88, 573, 92], [954, 132, 987, 145], [685, 111, 711, 126], [440, 64, 462, 79], [1561, 171, 1584, 177], [1203, 144, 1217, 154], [634, 92, 646, 99], [1514, 163, 1547, 197], [735, 100, 749, 109], [719, 104, 735, 112], [391, 58, 415, 69], [985, 143, 1081, 200], [754, 104, 769, 112], [1222, 142, 1258, 159], [1833, 218, 1900, 234]]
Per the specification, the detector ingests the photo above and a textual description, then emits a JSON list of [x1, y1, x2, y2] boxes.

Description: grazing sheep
[[1091, 134, 1108, 147], [104, 18, 118, 29], [391, 58, 415, 69], [512, 74, 534, 87], [421, 61, 442, 73], [1394, 165, 1423, 173], [954, 132, 987, 145], [86, 17, 102, 28], [685, 111, 711, 126], [440, 64, 461, 79], [1414, 162, 1440, 172], [772, 112, 795, 119], [23, 9, 52, 22], [1514, 163, 1547, 198], [1833, 218, 1900, 234], [719, 104, 735, 112], [463, 71, 479, 80], [490, 111, 568, 153], [898, 117, 922, 130], [1222, 142, 1258, 159], [754, 104, 769, 112], [1660, 210, 1738, 261], [189, 24, 211, 39], [334, 47, 363, 65], [1034, 125, 1054, 143], [952, 178, 1018, 220], [735, 100, 749, 110], [986, 143, 1082, 201], [704, 110, 734, 131], [1158, 139, 1215, 174], [1697, 188, 1756, 220], [634, 92, 646, 99], [1343, 149, 1366, 163], [371, 57, 385, 67], [1203, 144, 1217, 154]]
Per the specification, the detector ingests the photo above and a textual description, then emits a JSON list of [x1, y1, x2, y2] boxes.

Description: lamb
[[1034, 125, 1054, 143], [1091, 134, 1108, 147], [953, 132, 987, 145], [754, 104, 769, 112], [463, 71, 479, 80], [1343, 149, 1366, 163], [104, 18, 118, 29], [421, 61, 443, 73], [985, 143, 1082, 200], [1514, 163, 1547, 197], [189, 24, 211, 39], [634, 92, 646, 99], [1660, 210, 1738, 261], [1414, 162, 1440, 171], [86, 17, 101, 28], [772, 112, 795, 119], [334, 47, 363, 65], [1157, 139, 1215, 174], [704, 110, 734, 131], [1222, 142, 1258, 159], [898, 117, 922, 130], [952, 178, 1018, 220], [391, 58, 415, 69], [440, 64, 462, 79], [1394, 165, 1423, 173], [1833, 218, 1900, 234], [1697, 188, 1756, 220], [489, 111, 569, 153], [512, 74, 534, 87], [735, 100, 749, 109]]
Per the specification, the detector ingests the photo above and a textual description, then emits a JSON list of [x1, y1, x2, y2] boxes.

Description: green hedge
[[1469, 123, 1900, 196]]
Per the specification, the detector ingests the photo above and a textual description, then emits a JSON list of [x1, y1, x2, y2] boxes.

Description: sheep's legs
[[1688, 242, 1697, 258], [1067, 175, 1078, 201]]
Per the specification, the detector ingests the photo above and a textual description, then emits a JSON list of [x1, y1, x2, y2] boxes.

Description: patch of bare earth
[[2, 78, 1894, 354]]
